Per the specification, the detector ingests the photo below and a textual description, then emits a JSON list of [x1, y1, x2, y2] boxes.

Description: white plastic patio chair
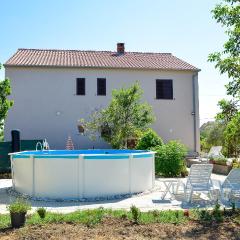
[[178, 164, 214, 203], [221, 168, 240, 201], [200, 146, 223, 163], [209, 146, 223, 156]]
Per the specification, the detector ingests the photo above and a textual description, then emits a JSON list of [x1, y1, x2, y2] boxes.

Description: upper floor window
[[76, 78, 85, 95], [97, 78, 106, 96], [156, 79, 173, 99]]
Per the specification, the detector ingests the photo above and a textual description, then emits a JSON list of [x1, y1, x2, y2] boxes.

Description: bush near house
[[136, 129, 163, 150], [135, 130, 188, 177], [154, 140, 187, 177]]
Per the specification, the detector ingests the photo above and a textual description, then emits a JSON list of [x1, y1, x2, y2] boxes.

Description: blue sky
[[0, 0, 229, 125]]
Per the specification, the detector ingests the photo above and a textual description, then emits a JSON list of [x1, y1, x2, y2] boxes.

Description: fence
[[0, 140, 42, 173]]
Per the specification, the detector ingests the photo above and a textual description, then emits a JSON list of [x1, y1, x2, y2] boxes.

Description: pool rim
[[9, 150, 156, 159]]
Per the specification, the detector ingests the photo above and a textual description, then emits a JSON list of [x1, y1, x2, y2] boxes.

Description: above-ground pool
[[10, 150, 155, 200]]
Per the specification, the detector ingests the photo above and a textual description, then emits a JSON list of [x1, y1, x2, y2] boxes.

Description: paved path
[[0, 173, 228, 214]]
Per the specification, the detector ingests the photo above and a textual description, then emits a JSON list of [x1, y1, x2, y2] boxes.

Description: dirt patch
[[0, 217, 240, 240]]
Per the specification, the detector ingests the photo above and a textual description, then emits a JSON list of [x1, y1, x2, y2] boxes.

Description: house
[[4, 43, 200, 154]]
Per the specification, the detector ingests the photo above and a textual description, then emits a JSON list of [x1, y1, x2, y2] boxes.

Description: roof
[[4, 48, 199, 71]]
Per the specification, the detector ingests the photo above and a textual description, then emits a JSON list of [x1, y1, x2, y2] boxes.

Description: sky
[[0, 0, 230, 125]]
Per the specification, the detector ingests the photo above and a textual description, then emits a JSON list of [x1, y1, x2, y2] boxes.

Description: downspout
[[192, 72, 198, 155]]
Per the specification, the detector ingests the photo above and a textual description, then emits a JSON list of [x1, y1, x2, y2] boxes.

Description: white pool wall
[[11, 152, 155, 199]]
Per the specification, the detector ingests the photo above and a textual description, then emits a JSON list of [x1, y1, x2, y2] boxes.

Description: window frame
[[156, 79, 173, 100], [76, 78, 85, 95], [97, 78, 106, 96]]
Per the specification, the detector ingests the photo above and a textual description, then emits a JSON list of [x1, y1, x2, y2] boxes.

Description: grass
[[0, 214, 10, 229], [0, 208, 188, 230], [1, 206, 239, 230], [25, 208, 106, 228]]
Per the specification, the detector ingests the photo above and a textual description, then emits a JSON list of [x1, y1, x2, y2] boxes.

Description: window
[[156, 79, 173, 99], [76, 78, 85, 95], [97, 78, 106, 96]]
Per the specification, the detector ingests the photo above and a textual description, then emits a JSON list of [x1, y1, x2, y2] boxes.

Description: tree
[[0, 64, 13, 141], [200, 99, 240, 155], [208, 0, 240, 97], [200, 121, 225, 152], [207, 122, 225, 147], [216, 98, 239, 123], [81, 83, 155, 149], [200, 121, 217, 140], [214, 98, 239, 156], [224, 112, 240, 157]]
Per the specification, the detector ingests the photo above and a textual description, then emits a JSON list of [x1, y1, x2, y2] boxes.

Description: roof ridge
[[17, 48, 172, 55]]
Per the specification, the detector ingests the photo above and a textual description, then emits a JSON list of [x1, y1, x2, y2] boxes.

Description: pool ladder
[[36, 139, 50, 151], [36, 142, 43, 151]]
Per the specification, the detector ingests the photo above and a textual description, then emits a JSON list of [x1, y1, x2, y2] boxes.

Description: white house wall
[[4, 67, 200, 153]]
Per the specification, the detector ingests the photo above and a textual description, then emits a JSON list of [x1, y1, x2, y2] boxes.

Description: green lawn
[[0, 206, 239, 229], [0, 208, 188, 229]]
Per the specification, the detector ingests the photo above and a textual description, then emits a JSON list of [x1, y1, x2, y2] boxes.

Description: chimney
[[117, 43, 125, 54]]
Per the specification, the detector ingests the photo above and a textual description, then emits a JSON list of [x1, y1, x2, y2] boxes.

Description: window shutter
[[156, 79, 173, 99], [97, 78, 106, 96], [76, 78, 85, 95]]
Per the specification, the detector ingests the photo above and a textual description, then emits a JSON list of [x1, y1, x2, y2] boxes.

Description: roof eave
[[3, 64, 200, 72]]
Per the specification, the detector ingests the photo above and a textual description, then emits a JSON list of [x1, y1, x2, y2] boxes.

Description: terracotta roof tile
[[4, 48, 199, 71]]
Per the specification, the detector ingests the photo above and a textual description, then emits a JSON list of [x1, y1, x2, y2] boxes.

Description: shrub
[[130, 205, 141, 224], [7, 198, 31, 213], [120, 213, 128, 219], [199, 209, 213, 222], [136, 129, 163, 150], [84, 209, 104, 228], [232, 159, 240, 168], [197, 203, 224, 223], [154, 141, 187, 177], [37, 208, 46, 219], [212, 203, 223, 222], [180, 165, 189, 177], [231, 202, 236, 213], [151, 210, 159, 218]]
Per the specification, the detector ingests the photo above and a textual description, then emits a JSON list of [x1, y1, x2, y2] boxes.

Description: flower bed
[[212, 163, 232, 175], [209, 156, 232, 175]]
